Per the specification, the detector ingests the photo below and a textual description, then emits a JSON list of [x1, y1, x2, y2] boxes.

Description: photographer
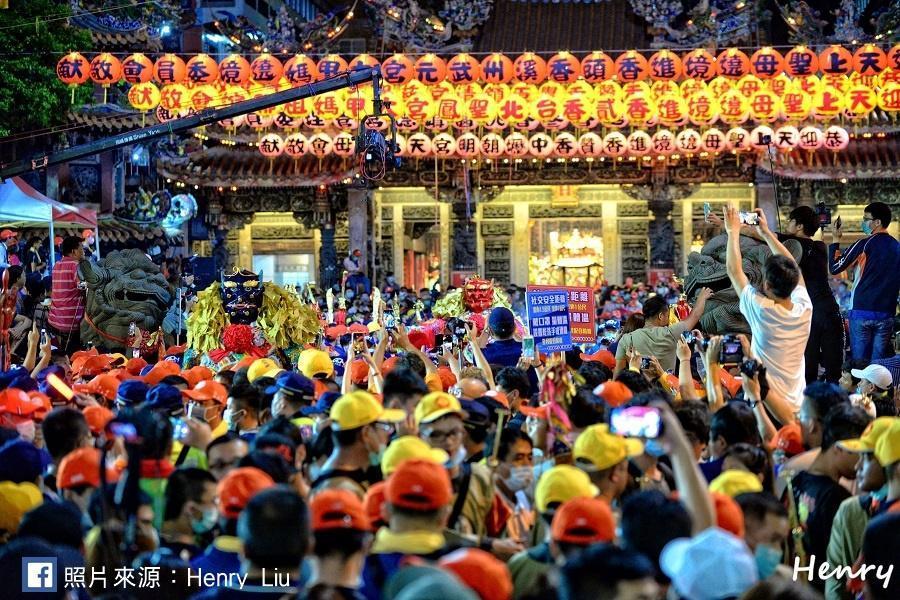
[[724, 206, 812, 425]]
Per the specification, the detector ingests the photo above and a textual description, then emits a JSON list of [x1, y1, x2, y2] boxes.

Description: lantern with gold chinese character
[[283, 54, 317, 85], [626, 130, 652, 156], [447, 54, 482, 84], [283, 133, 308, 158], [749, 48, 784, 79], [432, 94, 464, 122], [676, 129, 702, 154], [185, 54, 218, 84], [249, 54, 283, 85], [413, 54, 445, 85], [578, 132, 603, 157], [482, 83, 509, 104], [797, 126, 823, 150], [481, 53, 514, 84], [317, 54, 348, 80], [456, 132, 481, 158], [258, 133, 284, 158], [514, 52, 547, 84], [122, 53, 153, 84], [819, 45, 853, 75], [767, 73, 792, 98], [650, 80, 679, 99], [154, 54, 186, 85], [546, 52, 581, 84], [594, 94, 626, 125], [784, 46, 818, 77], [701, 128, 726, 154], [615, 51, 648, 82], [581, 51, 614, 83], [649, 50, 683, 81], [773, 126, 799, 151], [748, 90, 782, 123], [749, 125, 775, 150], [822, 125, 849, 151], [127, 82, 161, 114], [682, 49, 716, 81], [481, 133, 506, 158], [716, 49, 751, 79], [852, 44, 886, 76], [727, 127, 752, 152], [432, 132, 457, 157], [603, 131, 628, 157]]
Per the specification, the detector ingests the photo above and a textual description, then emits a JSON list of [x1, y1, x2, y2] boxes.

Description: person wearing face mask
[[223, 383, 263, 443], [265, 371, 316, 425], [493, 428, 536, 543], [312, 391, 406, 498], [850, 364, 895, 417], [735, 492, 791, 581], [160, 467, 218, 561], [829, 201, 900, 363], [573, 423, 643, 510]]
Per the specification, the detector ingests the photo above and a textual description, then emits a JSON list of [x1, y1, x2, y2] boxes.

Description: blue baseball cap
[[144, 384, 184, 415], [0, 439, 48, 483], [300, 391, 340, 416], [115, 380, 149, 407], [265, 371, 315, 401], [0, 366, 30, 390]]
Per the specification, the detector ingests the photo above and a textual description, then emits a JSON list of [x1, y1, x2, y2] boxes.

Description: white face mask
[[446, 446, 468, 469], [223, 408, 244, 431], [504, 465, 534, 491], [16, 420, 36, 442]]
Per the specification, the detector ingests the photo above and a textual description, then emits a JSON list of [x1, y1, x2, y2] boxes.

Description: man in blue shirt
[[828, 202, 900, 362]]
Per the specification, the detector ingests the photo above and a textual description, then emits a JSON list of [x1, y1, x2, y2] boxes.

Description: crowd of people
[[0, 202, 898, 600]]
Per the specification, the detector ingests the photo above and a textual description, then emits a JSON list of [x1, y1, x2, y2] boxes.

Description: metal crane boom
[[0, 66, 380, 180]]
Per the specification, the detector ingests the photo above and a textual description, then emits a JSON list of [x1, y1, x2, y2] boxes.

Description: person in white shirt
[[724, 206, 812, 425]]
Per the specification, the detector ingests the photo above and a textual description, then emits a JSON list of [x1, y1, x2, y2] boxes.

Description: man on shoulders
[[725, 206, 812, 424], [828, 201, 900, 362]]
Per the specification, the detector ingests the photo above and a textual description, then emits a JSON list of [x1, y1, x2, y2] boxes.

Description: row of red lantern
[[59, 45, 900, 90], [257, 126, 850, 159]]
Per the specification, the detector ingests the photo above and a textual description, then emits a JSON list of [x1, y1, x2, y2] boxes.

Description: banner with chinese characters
[[525, 287, 574, 353], [527, 285, 596, 344]]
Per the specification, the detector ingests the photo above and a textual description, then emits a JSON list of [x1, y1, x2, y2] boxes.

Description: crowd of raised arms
[[0, 202, 898, 600]]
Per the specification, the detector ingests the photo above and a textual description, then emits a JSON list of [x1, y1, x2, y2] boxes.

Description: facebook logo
[[22, 557, 57, 592]]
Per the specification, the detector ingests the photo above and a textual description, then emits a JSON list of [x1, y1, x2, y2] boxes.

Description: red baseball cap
[[592, 381, 633, 408], [550, 497, 615, 545], [74, 374, 121, 402], [217, 467, 275, 519], [310, 488, 371, 532], [381, 356, 400, 375], [0, 229, 17, 240], [182, 380, 228, 404], [711, 491, 745, 538], [124, 357, 148, 376], [349, 359, 370, 385], [436, 365, 457, 392], [580, 349, 617, 370], [364, 481, 387, 529], [385, 458, 451, 512], [0, 388, 44, 417], [57, 447, 118, 489], [82, 405, 115, 435], [438, 548, 513, 600], [770, 422, 804, 457]]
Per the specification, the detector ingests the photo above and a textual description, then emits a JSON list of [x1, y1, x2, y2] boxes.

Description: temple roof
[[474, 0, 649, 53], [763, 135, 900, 180]]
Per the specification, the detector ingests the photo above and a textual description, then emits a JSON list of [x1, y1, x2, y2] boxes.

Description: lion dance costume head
[[186, 268, 319, 368], [433, 275, 511, 318]]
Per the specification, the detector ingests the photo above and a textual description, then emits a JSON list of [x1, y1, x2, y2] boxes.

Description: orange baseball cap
[[125, 357, 148, 376], [381, 356, 400, 375], [436, 365, 457, 392], [364, 481, 387, 529], [550, 496, 616, 545], [74, 374, 121, 402], [592, 381, 633, 408], [27, 391, 52, 421], [518, 403, 550, 419], [580, 349, 617, 370], [182, 380, 228, 404], [0, 229, 17, 240], [349, 359, 370, 385], [770, 422, 804, 457], [231, 355, 256, 372], [310, 488, 371, 532], [484, 390, 509, 409], [182, 366, 214, 388], [83, 405, 115, 435], [385, 458, 452, 512], [57, 447, 118, 489], [217, 467, 275, 519], [143, 361, 181, 385], [72, 355, 115, 379], [711, 491, 745, 538], [438, 548, 513, 600], [0, 388, 44, 417]]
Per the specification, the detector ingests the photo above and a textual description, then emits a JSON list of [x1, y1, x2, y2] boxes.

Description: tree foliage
[[0, 1, 93, 139]]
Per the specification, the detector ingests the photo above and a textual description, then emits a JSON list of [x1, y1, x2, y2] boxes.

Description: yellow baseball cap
[[330, 391, 406, 431], [709, 469, 764, 497], [247, 358, 284, 383], [299, 348, 335, 379], [574, 424, 644, 471], [874, 418, 900, 467], [381, 435, 449, 476], [839, 417, 897, 454], [414, 392, 464, 425], [0, 481, 42, 534], [535, 464, 599, 513]]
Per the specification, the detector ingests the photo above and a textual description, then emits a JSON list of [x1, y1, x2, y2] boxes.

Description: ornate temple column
[[647, 168, 676, 271], [237, 223, 253, 270], [347, 188, 369, 269], [601, 200, 620, 284], [314, 187, 339, 290], [440, 202, 451, 286], [512, 202, 530, 285]]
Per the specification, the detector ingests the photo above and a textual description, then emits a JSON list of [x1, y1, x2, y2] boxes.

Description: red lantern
[[447, 54, 482, 84], [514, 52, 547, 84], [56, 52, 90, 88], [414, 54, 447, 85], [716, 49, 751, 78], [682, 49, 716, 81], [749, 48, 784, 79], [122, 53, 153, 84], [185, 54, 218, 84], [581, 51, 614, 83], [317, 54, 349, 79], [888, 44, 900, 70], [819, 45, 853, 75], [784, 46, 819, 77], [283, 55, 318, 85], [615, 51, 649, 82], [649, 50, 683, 81], [349, 54, 380, 71], [154, 54, 186, 85], [89, 53, 122, 85], [258, 133, 284, 157], [852, 44, 887, 75], [546, 52, 581, 84], [216, 54, 250, 85], [481, 53, 514, 84], [250, 53, 284, 84], [382, 54, 415, 85]]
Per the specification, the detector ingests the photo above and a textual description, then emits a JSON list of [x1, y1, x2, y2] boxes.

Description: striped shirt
[[48, 257, 84, 332]]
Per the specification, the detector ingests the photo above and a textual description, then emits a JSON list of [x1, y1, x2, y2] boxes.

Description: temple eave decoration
[[762, 134, 900, 180]]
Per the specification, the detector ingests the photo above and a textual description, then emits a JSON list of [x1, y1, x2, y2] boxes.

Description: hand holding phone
[[610, 406, 663, 438], [522, 335, 536, 360]]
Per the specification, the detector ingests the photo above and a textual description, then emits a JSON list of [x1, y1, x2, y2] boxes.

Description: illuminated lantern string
[[122, 53, 154, 84], [852, 44, 887, 76], [316, 54, 348, 80], [675, 128, 701, 154], [349, 54, 380, 72], [447, 54, 482, 84], [406, 132, 432, 158], [819, 45, 853, 75], [127, 81, 160, 124], [185, 54, 219, 84], [528, 132, 554, 157], [749, 48, 785, 79], [308, 132, 334, 157], [481, 53, 514, 84], [382, 54, 415, 85], [581, 51, 614, 83], [773, 125, 799, 151], [283, 132, 308, 158], [615, 51, 649, 82], [683, 49, 716, 81], [481, 133, 506, 158], [784, 46, 818, 77], [553, 132, 577, 157], [283, 54, 318, 85], [823, 125, 849, 151], [701, 128, 725, 154], [750, 125, 775, 150], [579, 132, 603, 156], [797, 126, 823, 150], [514, 52, 547, 84], [250, 53, 284, 85], [546, 52, 581, 84], [716, 49, 751, 79], [603, 131, 628, 157], [626, 130, 652, 156], [652, 129, 676, 155], [432, 132, 457, 157], [456, 132, 481, 157], [727, 127, 752, 152], [90, 53, 122, 104], [154, 54, 186, 85], [57, 52, 90, 103], [415, 53, 447, 85], [258, 133, 284, 158], [332, 132, 356, 157], [649, 50, 683, 81]]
